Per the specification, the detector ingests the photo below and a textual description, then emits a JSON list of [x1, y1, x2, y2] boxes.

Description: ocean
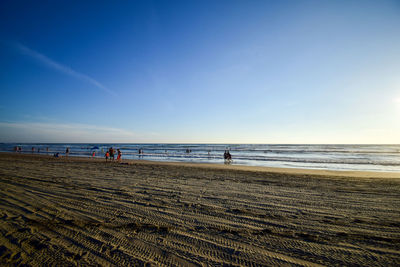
[[1, 143, 399, 172]]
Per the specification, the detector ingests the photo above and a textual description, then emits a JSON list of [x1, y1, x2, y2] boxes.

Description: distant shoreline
[[2, 143, 399, 173], [2, 152, 399, 179]]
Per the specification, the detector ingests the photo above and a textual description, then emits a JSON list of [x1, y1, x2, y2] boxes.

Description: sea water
[[1, 143, 399, 172]]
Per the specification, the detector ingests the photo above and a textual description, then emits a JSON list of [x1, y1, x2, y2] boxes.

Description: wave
[[2, 143, 400, 171], [111, 151, 400, 167]]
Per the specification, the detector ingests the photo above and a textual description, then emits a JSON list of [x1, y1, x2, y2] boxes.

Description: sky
[[0, 0, 400, 144]]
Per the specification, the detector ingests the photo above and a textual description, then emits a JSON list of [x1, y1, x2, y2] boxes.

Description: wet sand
[[0, 152, 399, 266]]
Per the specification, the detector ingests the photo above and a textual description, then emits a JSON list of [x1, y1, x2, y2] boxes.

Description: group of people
[[14, 146, 67, 157], [55, 147, 69, 158], [13, 145, 233, 164], [105, 147, 122, 162], [224, 150, 232, 163], [14, 146, 51, 154]]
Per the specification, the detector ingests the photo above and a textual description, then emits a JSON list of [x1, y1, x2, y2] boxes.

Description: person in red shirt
[[117, 149, 122, 161]]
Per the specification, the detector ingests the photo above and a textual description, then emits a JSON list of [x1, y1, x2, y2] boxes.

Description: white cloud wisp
[[12, 42, 117, 96]]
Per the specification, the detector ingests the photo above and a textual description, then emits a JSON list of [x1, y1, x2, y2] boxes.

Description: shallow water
[[1, 143, 400, 172]]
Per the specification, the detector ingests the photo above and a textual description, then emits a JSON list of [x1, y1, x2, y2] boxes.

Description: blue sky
[[1, 0, 400, 143]]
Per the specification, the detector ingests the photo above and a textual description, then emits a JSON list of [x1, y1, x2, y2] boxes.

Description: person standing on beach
[[105, 151, 109, 162], [224, 150, 232, 164], [117, 149, 122, 161], [66, 147, 70, 157], [109, 147, 115, 161]]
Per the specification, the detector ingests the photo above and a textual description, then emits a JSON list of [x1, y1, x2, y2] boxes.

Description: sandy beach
[[0, 152, 399, 266]]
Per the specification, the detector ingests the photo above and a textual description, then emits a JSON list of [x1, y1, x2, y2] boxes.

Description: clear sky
[[0, 0, 399, 143]]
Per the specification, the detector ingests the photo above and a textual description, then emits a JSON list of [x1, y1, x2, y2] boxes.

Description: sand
[[0, 153, 399, 266]]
